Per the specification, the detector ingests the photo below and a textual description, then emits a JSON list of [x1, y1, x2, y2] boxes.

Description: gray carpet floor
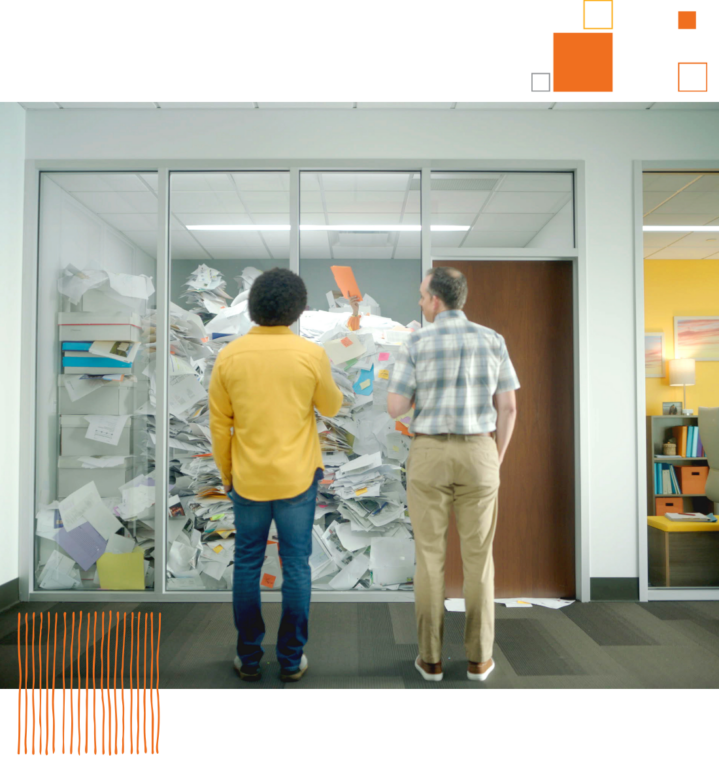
[[2, 600, 719, 689]]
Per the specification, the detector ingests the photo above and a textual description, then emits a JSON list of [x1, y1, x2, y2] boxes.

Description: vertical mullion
[[155, 167, 170, 596], [420, 167, 432, 327], [289, 167, 300, 334]]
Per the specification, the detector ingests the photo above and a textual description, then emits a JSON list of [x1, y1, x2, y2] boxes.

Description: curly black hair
[[248, 268, 308, 326]]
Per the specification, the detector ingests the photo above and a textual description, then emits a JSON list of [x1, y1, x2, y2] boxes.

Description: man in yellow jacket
[[209, 268, 343, 682]]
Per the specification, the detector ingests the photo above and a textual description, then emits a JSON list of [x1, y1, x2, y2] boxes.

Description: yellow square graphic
[[584, 0, 613, 30]]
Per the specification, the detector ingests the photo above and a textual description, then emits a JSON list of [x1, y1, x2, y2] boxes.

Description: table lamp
[[668, 358, 696, 415]]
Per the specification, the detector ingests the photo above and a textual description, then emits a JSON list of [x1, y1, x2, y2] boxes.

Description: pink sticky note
[[340, 337, 352, 347], [378, 352, 390, 361]]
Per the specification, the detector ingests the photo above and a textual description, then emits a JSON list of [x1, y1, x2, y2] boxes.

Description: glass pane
[[167, 171, 290, 591], [299, 170, 421, 592], [430, 172, 574, 249], [35, 172, 158, 592]]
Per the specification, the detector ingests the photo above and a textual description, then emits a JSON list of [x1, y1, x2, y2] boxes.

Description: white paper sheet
[[105, 532, 136, 554], [89, 340, 140, 364], [76, 456, 127, 468], [58, 481, 108, 532], [84, 415, 130, 446], [108, 272, 155, 300], [328, 553, 370, 590], [39, 550, 81, 590], [335, 523, 382, 552], [168, 375, 208, 417], [63, 376, 104, 402], [370, 538, 415, 585]]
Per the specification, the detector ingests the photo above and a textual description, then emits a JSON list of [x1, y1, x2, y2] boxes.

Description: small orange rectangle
[[340, 337, 353, 347], [554, 33, 613, 92], [709, 61, 719, 93], [677, 61, 709, 93], [678, 11, 696, 29], [261, 573, 276, 588]]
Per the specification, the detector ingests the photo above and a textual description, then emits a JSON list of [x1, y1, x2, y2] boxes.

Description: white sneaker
[[233, 655, 261, 681], [280, 654, 308, 682], [467, 659, 495, 682], [414, 656, 444, 682]]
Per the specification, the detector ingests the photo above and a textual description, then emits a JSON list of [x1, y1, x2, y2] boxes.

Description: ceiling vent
[[330, 231, 394, 248]]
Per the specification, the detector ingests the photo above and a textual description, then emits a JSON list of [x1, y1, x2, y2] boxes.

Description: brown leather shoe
[[467, 658, 495, 681], [415, 656, 443, 681]]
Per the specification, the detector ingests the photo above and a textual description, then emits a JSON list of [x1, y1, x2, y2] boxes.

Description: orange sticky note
[[213, 544, 224, 554], [378, 369, 389, 379], [331, 266, 363, 301], [395, 421, 412, 437], [340, 337, 353, 347], [261, 573, 276, 589]]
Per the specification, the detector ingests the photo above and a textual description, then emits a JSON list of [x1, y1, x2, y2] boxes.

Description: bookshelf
[[646, 416, 710, 516]]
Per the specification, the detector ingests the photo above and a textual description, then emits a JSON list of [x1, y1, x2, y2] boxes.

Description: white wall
[[23, 107, 719, 580], [0, 103, 25, 587]]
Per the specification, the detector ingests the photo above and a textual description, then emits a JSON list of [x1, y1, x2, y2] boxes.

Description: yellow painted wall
[[644, 260, 719, 415]]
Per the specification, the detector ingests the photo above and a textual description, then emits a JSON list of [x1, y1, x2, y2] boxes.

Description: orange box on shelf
[[656, 498, 683, 516], [677, 466, 709, 495]]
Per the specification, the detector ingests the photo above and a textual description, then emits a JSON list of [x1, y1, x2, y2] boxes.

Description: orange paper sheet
[[330, 266, 363, 301]]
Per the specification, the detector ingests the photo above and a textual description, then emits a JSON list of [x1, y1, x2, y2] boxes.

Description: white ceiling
[[643, 173, 719, 260], [19, 102, 719, 111], [47, 170, 575, 259]]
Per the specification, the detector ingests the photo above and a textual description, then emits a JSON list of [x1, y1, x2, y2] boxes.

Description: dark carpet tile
[[387, 603, 417, 645], [357, 603, 406, 677], [495, 619, 585, 676], [637, 602, 705, 622], [288, 675, 405, 689], [563, 603, 660, 646], [668, 620, 719, 659], [603, 645, 719, 688], [305, 604, 359, 675]]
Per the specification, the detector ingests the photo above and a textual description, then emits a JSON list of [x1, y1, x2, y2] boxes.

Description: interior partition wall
[[19, 160, 587, 603]]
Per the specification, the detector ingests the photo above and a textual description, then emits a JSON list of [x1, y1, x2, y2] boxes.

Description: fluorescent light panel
[[643, 226, 719, 232], [186, 224, 470, 232]]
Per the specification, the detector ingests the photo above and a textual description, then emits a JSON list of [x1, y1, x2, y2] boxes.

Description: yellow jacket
[[208, 326, 343, 501]]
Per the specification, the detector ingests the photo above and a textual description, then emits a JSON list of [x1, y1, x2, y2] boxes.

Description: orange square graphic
[[554, 33, 613, 92], [709, 61, 719, 93], [678, 11, 696, 29], [261, 573, 276, 588], [678, 62, 707, 92]]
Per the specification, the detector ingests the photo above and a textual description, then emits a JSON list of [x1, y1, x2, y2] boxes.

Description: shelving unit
[[646, 416, 711, 517]]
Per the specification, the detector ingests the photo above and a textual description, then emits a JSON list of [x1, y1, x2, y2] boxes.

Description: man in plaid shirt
[[387, 267, 519, 683]]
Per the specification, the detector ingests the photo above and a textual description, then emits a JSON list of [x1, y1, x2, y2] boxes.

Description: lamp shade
[[668, 358, 696, 386]]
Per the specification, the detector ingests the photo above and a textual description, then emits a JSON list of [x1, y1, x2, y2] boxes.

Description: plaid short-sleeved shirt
[[388, 310, 520, 435]]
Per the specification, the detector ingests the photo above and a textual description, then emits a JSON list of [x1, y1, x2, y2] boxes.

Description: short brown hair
[[426, 267, 468, 310]]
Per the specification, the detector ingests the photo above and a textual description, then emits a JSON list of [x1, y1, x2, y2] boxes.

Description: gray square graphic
[[532, 73, 551, 92]]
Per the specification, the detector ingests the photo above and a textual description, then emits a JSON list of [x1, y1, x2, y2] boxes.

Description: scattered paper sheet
[[324, 333, 367, 366], [84, 415, 130, 446], [89, 340, 140, 364], [36, 509, 60, 541], [445, 597, 574, 611], [55, 522, 107, 570], [58, 481, 109, 532], [108, 272, 155, 300], [105, 533, 136, 554], [335, 522, 382, 552], [168, 375, 208, 417], [39, 550, 82, 590], [328, 553, 370, 590], [370, 538, 415, 585], [96, 548, 145, 590]]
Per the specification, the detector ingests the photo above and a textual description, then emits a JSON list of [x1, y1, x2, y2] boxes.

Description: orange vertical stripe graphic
[[14, 609, 162, 758]]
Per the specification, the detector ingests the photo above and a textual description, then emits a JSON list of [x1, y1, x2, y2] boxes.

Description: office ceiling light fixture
[[643, 226, 719, 232], [186, 224, 470, 232]]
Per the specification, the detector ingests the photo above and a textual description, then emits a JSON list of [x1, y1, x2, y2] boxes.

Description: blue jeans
[[229, 467, 322, 673]]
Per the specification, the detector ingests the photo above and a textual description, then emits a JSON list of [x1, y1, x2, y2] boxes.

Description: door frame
[[19, 158, 589, 602], [634, 159, 719, 602]]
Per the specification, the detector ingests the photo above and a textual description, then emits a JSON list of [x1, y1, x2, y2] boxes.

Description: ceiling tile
[[661, 245, 719, 258], [553, 102, 652, 109], [55, 102, 158, 109], [643, 212, 719, 226], [483, 191, 567, 214], [356, 102, 454, 109], [499, 173, 573, 193], [455, 103, 553, 109], [157, 102, 255, 109], [256, 102, 354, 109], [650, 102, 719, 110], [462, 230, 537, 247], [646, 251, 714, 259], [474, 212, 553, 231], [18, 102, 60, 109], [642, 173, 703, 192]]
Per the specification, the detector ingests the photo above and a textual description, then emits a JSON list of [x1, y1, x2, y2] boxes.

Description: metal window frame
[[20, 158, 587, 603], [634, 159, 719, 602]]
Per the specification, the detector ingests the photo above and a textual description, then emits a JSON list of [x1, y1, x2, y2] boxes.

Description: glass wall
[[299, 171, 422, 592], [642, 171, 719, 590], [430, 171, 574, 249], [35, 172, 158, 591], [166, 172, 290, 590]]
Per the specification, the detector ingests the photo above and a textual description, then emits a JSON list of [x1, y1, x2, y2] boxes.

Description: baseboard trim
[[0, 578, 20, 613], [590, 577, 639, 601]]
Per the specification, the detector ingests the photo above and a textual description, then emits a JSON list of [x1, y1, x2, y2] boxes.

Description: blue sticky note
[[353, 365, 374, 395]]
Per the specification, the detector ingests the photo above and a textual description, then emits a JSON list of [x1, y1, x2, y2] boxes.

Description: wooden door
[[436, 261, 576, 599]]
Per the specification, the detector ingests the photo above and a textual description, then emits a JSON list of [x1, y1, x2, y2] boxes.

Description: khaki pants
[[407, 434, 500, 664]]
